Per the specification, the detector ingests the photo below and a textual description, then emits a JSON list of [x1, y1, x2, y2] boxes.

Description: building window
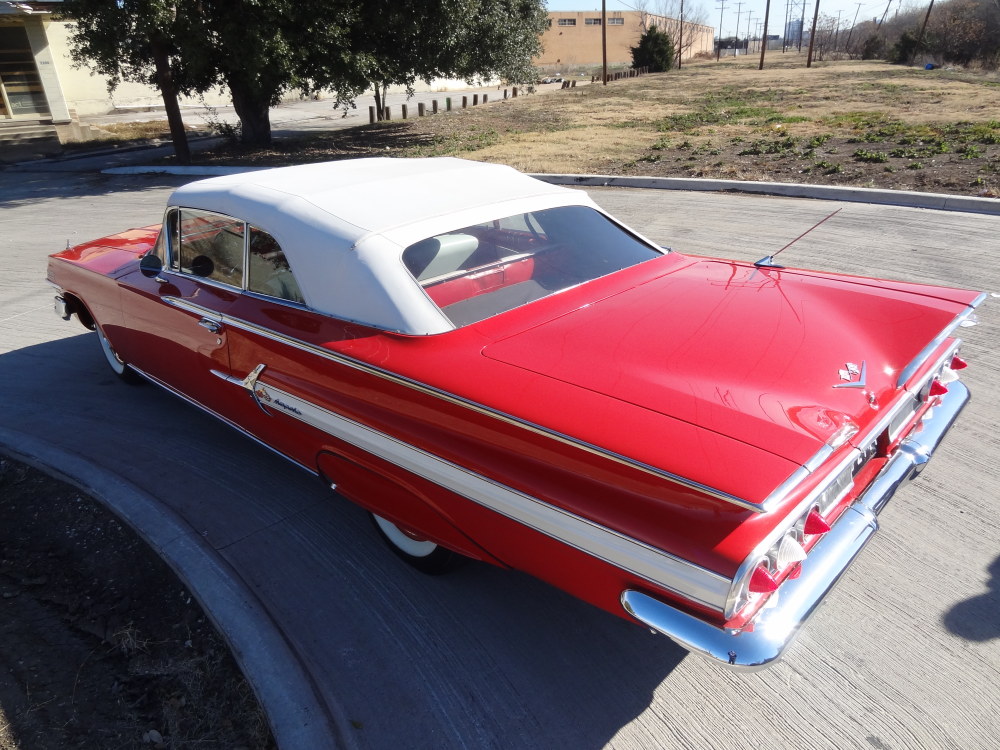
[[585, 18, 601, 25], [608, 17, 624, 25], [557, 18, 576, 26]]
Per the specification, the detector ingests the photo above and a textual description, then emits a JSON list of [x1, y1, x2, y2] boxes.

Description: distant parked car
[[48, 158, 984, 669]]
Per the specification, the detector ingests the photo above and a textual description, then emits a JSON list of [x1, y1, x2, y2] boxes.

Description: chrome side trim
[[129, 364, 316, 477], [163, 295, 764, 512], [246, 377, 731, 611], [624, 380, 970, 670], [896, 293, 986, 388]]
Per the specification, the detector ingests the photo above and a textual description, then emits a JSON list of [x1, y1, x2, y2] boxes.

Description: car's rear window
[[402, 206, 663, 327]]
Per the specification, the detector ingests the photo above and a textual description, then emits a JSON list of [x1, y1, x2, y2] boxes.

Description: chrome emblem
[[833, 360, 867, 389]]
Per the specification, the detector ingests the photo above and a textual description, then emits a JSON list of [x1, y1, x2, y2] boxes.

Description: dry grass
[[183, 55, 1000, 195]]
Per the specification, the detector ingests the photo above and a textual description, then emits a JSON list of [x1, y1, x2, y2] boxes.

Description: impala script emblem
[[832, 361, 867, 389]]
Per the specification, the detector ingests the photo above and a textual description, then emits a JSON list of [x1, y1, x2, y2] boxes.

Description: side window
[[247, 226, 304, 304], [178, 209, 245, 286]]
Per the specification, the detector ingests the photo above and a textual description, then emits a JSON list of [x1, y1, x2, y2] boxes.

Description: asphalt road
[[1, 169, 998, 750]]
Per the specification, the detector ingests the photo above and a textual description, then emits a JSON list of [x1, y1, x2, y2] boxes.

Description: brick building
[[536, 10, 714, 69]]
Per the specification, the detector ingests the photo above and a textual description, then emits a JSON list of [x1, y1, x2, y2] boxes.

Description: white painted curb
[[100, 165, 1000, 215], [0, 431, 353, 750], [530, 174, 1000, 215]]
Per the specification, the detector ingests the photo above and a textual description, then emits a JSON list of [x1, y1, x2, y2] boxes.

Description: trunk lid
[[483, 257, 976, 464]]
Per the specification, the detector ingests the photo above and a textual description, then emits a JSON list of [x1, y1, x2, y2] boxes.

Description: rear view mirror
[[139, 253, 163, 278]]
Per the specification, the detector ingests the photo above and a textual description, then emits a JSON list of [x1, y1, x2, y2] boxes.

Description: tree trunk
[[228, 78, 272, 147], [150, 39, 190, 165]]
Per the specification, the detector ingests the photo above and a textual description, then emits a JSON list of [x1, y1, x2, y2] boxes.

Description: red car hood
[[483, 258, 975, 464]]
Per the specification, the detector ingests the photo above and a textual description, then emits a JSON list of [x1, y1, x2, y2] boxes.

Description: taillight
[[929, 380, 949, 397], [749, 565, 779, 593], [804, 509, 832, 535]]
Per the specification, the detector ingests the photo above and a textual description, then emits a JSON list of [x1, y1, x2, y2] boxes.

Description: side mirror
[[190, 255, 215, 278], [139, 253, 164, 278]]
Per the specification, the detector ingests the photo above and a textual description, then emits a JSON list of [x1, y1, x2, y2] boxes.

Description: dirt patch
[[180, 57, 1000, 197], [0, 456, 273, 750]]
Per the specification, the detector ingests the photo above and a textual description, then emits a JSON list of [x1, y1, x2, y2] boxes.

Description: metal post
[[602, 0, 608, 84]]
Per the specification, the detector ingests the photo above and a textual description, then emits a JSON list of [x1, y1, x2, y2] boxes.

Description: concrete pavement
[[2, 170, 998, 749]]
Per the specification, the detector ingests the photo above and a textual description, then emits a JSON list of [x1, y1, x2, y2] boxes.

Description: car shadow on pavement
[[943, 554, 1000, 642], [1, 333, 690, 749]]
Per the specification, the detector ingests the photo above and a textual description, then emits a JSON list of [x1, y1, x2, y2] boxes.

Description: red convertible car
[[48, 158, 984, 669]]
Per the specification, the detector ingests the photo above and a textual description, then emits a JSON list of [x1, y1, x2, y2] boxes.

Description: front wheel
[[96, 323, 142, 384], [370, 513, 464, 575]]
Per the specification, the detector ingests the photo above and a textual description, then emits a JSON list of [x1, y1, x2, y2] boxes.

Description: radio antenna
[[754, 207, 843, 268]]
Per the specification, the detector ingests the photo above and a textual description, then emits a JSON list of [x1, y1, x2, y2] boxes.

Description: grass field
[[192, 54, 1000, 196]]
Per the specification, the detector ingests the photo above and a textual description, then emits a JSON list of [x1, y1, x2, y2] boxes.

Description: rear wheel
[[370, 513, 464, 574], [95, 323, 142, 384]]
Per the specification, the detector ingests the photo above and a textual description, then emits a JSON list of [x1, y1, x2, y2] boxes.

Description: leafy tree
[[631, 24, 675, 72], [861, 33, 886, 60], [65, 0, 197, 163], [887, 28, 922, 63], [181, 0, 364, 146], [66, 0, 544, 147], [350, 0, 546, 121], [66, 0, 364, 151]]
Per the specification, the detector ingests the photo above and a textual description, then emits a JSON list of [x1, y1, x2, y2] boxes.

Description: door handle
[[197, 317, 223, 334]]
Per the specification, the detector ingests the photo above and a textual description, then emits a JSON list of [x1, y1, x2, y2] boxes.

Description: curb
[[0, 428, 352, 750], [530, 174, 1000, 215], [91, 165, 1000, 215], [103, 165, 260, 176]]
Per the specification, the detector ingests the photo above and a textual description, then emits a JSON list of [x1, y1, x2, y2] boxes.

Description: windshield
[[402, 205, 663, 327]]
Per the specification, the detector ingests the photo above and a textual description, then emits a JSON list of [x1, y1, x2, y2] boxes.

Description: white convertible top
[[169, 158, 596, 334]]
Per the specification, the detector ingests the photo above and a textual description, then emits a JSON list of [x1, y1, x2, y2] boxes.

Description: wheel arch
[[62, 292, 96, 330], [315, 449, 506, 567]]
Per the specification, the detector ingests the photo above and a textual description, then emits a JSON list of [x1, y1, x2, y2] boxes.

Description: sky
[[545, 0, 911, 40]]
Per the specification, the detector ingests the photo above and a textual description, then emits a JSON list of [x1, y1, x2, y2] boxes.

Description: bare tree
[[649, 0, 712, 61]]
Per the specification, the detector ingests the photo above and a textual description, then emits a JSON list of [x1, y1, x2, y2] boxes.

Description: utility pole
[[806, 0, 821, 66], [759, 0, 772, 69], [878, 0, 892, 28], [716, 0, 727, 61], [733, 2, 745, 55], [678, 0, 685, 69], [745, 11, 753, 55], [834, 10, 843, 52], [602, 0, 607, 84], [843, 2, 863, 56], [912, 0, 935, 64], [798, 1, 806, 51], [782, 0, 791, 52]]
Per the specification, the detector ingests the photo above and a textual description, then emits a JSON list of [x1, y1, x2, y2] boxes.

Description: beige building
[[0, 1, 234, 125], [537, 10, 714, 69]]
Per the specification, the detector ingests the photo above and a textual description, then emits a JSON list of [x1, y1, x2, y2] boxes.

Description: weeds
[[853, 149, 890, 163]]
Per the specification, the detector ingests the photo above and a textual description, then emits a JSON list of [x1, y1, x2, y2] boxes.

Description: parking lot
[[1, 169, 998, 749]]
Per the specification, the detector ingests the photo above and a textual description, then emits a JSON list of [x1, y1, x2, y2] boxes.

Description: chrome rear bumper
[[622, 380, 970, 671]]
